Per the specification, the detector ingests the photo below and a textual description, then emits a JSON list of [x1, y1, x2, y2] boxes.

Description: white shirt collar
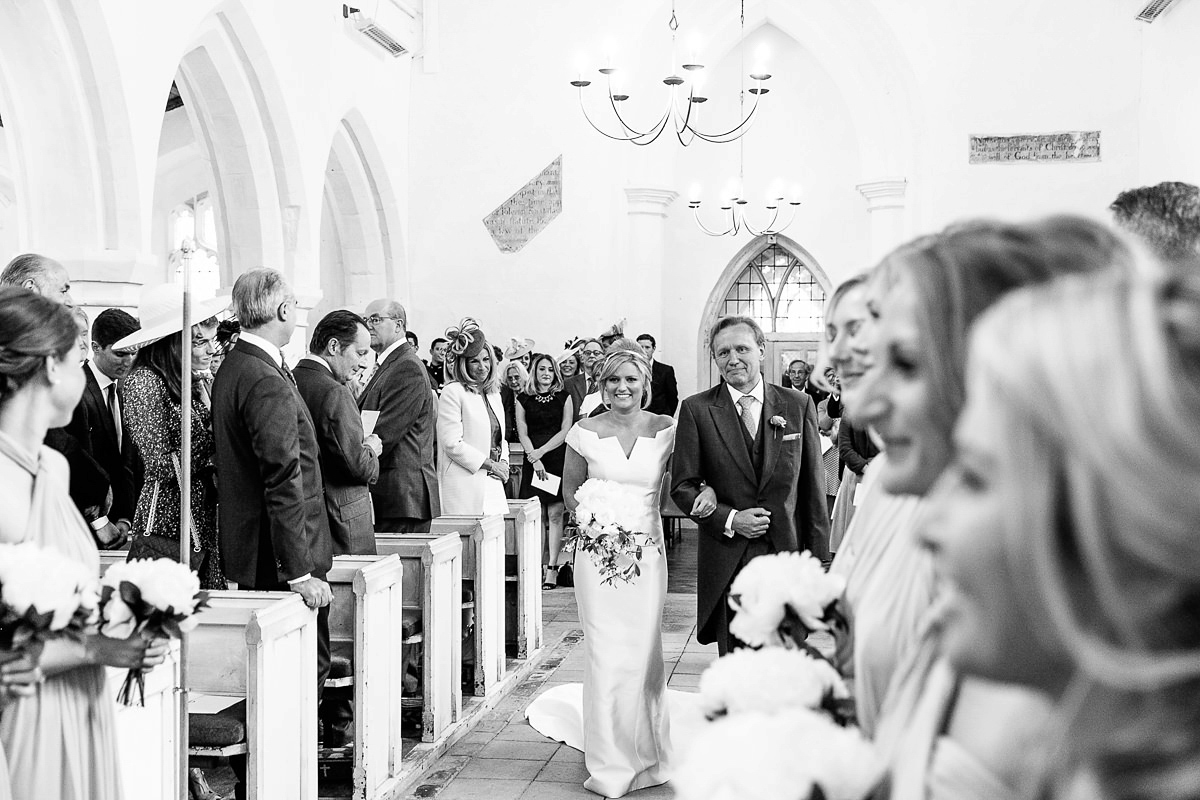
[[238, 331, 284, 368], [299, 354, 332, 373], [726, 375, 764, 406], [88, 361, 115, 392], [378, 338, 405, 365]]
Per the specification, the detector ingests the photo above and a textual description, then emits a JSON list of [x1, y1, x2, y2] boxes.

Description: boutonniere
[[769, 415, 787, 440]]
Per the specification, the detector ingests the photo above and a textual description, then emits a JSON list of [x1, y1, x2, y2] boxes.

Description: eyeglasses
[[365, 315, 402, 327], [582, 349, 603, 357]]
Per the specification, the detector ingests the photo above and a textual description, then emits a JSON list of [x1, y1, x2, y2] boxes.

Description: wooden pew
[[506, 441, 525, 498], [373, 532, 463, 743], [325, 555, 405, 800], [504, 499, 543, 659], [109, 642, 182, 800], [429, 515, 506, 698], [188, 591, 318, 800]]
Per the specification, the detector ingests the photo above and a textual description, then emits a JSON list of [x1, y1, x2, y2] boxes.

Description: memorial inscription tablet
[[969, 131, 1101, 164], [483, 155, 563, 253]]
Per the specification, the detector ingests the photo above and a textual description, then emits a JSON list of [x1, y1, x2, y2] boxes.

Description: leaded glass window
[[720, 245, 826, 333]]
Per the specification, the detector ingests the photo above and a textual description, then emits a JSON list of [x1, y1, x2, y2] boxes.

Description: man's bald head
[[1, 253, 74, 307]]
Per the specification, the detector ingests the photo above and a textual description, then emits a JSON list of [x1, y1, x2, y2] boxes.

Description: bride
[[526, 345, 678, 797]]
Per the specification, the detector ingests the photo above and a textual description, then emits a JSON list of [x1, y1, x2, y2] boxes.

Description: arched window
[[720, 244, 827, 333]]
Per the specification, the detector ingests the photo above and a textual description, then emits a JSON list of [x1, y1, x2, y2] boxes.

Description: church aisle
[[401, 530, 715, 800]]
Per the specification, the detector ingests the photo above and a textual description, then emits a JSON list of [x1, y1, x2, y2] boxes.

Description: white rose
[[101, 595, 138, 639], [698, 649, 848, 718]]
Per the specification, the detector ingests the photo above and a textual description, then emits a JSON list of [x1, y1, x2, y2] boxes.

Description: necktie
[[587, 378, 596, 394], [107, 383, 122, 449], [281, 356, 296, 386], [738, 395, 757, 439]]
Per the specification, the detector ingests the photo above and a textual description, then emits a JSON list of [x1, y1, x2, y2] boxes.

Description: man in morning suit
[[636, 333, 679, 417], [211, 269, 335, 776], [294, 310, 383, 556], [360, 298, 440, 532], [565, 338, 605, 423], [671, 315, 830, 655]]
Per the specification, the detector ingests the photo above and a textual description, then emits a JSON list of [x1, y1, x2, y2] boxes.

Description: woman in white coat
[[437, 318, 510, 515]]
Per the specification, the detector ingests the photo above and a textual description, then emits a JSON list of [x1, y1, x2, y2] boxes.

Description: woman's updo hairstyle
[[0, 286, 78, 404], [597, 341, 653, 410]]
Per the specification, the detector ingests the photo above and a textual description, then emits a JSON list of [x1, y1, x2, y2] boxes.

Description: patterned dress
[[121, 367, 226, 589]]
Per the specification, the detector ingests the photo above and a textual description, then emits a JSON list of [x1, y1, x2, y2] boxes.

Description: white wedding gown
[[527, 422, 681, 798]]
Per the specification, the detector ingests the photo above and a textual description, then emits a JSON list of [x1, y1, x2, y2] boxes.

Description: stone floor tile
[[476, 739, 561, 761], [548, 745, 586, 764], [672, 653, 716, 675], [456, 757, 545, 780], [518, 780, 598, 799], [496, 721, 554, 742], [534, 759, 591, 783], [436, 778, 532, 800], [666, 673, 702, 689]]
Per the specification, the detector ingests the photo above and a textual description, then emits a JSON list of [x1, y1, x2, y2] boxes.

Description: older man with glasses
[[565, 338, 605, 423], [358, 298, 440, 532]]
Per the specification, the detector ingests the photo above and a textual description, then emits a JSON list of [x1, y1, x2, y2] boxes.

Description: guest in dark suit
[[294, 310, 382, 556], [636, 333, 679, 417], [359, 298, 440, 532], [566, 338, 605, 422], [427, 336, 449, 391], [53, 309, 141, 547], [211, 269, 334, 724], [671, 316, 830, 655]]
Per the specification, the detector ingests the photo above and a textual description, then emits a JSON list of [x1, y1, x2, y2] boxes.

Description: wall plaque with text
[[483, 156, 563, 253], [969, 131, 1101, 164]]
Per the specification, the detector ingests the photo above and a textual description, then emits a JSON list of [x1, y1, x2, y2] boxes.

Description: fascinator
[[504, 336, 535, 360], [445, 318, 488, 359], [598, 318, 626, 345]]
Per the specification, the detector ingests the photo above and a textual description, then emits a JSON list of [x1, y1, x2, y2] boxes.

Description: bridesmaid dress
[[0, 431, 123, 800], [527, 422, 676, 798]]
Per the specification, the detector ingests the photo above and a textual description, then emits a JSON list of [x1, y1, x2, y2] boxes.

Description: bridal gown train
[[527, 422, 678, 798]]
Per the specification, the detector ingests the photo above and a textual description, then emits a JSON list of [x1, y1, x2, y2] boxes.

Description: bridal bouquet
[[563, 479, 659, 586], [728, 550, 848, 650], [0, 542, 98, 663], [676, 708, 883, 800], [99, 558, 209, 705]]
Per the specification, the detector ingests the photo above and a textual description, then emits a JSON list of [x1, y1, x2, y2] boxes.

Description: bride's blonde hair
[[968, 268, 1200, 799]]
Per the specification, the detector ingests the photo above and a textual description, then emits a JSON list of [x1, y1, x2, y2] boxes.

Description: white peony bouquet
[[675, 708, 884, 800], [0, 542, 98, 662], [100, 557, 209, 705], [728, 550, 847, 650], [563, 478, 659, 586], [698, 647, 850, 723]]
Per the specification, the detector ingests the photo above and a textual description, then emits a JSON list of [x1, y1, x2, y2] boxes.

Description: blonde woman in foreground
[[920, 268, 1200, 799]]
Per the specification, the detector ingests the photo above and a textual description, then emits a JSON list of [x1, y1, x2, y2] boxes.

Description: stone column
[[623, 186, 678, 340], [855, 178, 908, 263]]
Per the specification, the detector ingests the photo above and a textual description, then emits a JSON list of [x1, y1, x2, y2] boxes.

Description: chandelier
[[689, 180, 802, 237], [569, 0, 770, 146]]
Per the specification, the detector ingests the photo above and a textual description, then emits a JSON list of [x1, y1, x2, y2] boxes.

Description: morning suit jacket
[[646, 360, 679, 417], [357, 341, 440, 521], [49, 363, 139, 523], [293, 358, 379, 556], [211, 340, 333, 587], [671, 380, 831, 645]]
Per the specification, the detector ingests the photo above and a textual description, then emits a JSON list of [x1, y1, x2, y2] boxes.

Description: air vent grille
[[357, 22, 408, 56], [1137, 0, 1180, 22]]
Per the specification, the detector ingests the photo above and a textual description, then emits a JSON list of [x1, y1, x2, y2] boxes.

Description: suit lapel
[[85, 365, 116, 443], [710, 386, 757, 485], [758, 384, 784, 492]]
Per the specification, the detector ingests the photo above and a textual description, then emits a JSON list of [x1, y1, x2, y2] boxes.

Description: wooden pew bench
[[187, 591, 318, 800], [504, 499, 543, 660], [373, 532, 463, 743], [429, 515, 505, 698], [324, 555, 405, 800]]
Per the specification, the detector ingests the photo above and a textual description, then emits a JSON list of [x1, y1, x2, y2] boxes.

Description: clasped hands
[[689, 486, 771, 538], [483, 458, 509, 482], [290, 577, 334, 609], [1, 632, 170, 700]]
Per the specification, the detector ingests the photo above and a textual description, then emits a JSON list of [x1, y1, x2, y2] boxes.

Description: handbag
[[133, 452, 207, 572]]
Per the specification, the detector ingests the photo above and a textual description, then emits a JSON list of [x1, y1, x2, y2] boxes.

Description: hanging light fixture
[[570, 0, 770, 146], [688, 180, 802, 237]]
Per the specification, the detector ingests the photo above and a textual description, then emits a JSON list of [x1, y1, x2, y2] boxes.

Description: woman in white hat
[[113, 284, 229, 589]]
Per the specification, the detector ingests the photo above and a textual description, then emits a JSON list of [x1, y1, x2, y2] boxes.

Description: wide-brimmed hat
[[113, 284, 230, 351], [504, 337, 535, 360], [445, 318, 489, 360], [555, 343, 582, 364]]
